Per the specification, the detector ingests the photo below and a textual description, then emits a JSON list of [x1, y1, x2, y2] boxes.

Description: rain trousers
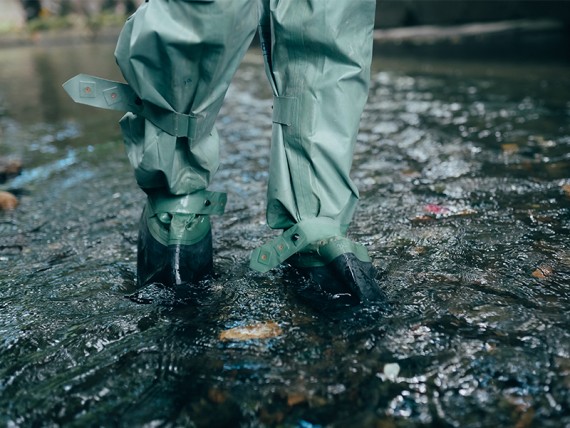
[[64, 0, 377, 273]]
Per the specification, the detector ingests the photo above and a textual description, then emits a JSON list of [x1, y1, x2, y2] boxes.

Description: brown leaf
[[287, 392, 307, 407], [410, 215, 435, 224], [207, 388, 227, 404], [219, 321, 283, 341], [408, 246, 427, 256], [501, 143, 519, 154], [0, 191, 18, 211], [531, 265, 553, 279], [562, 184, 570, 197]]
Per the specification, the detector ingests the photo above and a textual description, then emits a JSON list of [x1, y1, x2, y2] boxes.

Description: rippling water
[[1, 43, 569, 427]]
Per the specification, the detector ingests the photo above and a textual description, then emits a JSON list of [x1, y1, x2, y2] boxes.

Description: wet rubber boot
[[289, 237, 387, 308], [136, 203, 213, 288], [250, 0, 386, 309], [127, 190, 226, 304], [251, 218, 387, 307]]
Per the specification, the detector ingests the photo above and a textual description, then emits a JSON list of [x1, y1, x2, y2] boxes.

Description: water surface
[[1, 43, 569, 427]]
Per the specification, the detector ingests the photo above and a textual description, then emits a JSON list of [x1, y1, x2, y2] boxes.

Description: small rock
[[327, 384, 346, 395], [0, 158, 22, 183], [383, 363, 400, 381]]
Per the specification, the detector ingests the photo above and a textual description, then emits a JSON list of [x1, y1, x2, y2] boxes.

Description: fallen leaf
[[454, 208, 478, 216], [424, 204, 450, 215], [219, 321, 283, 341], [562, 184, 570, 197], [207, 388, 226, 404], [410, 215, 436, 224], [287, 392, 307, 407], [532, 265, 553, 279], [408, 246, 427, 256], [412, 205, 477, 223], [501, 143, 519, 154], [0, 191, 18, 210]]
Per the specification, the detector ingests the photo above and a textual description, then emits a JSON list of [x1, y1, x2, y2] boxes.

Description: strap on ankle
[[147, 190, 227, 217], [250, 218, 343, 273]]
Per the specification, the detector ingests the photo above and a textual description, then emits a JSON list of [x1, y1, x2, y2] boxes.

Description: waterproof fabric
[[115, 0, 258, 195], [114, 0, 375, 221], [112, 0, 376, 271], [136, 204, 214, 288]]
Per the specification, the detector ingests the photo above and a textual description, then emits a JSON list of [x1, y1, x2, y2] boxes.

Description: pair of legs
[[65, 0, 385, 305]]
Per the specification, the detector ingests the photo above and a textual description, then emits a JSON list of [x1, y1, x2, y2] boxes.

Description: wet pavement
[[1, 43, 570, 427]]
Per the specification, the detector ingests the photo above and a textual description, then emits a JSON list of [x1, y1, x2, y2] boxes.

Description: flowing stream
[[1, 42, 569, 427]]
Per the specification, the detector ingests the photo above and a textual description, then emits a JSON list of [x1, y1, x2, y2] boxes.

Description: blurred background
[[2, 0, 570, 60]]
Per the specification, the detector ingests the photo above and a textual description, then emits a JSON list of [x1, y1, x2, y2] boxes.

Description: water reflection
[[1, 43, 569, 427]]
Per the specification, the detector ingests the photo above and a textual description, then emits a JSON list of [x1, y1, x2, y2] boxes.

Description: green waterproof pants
[[114, 0, 376, 270]]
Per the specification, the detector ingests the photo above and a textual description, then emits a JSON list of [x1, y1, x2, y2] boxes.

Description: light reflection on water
[[1, 43, 570, 427]]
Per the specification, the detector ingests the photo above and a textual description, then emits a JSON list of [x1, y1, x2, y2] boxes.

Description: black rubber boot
[[297, 253, 385, 302], [290, 238, 388, 309], [136, 208, 213, 288], [128, 203, 214, 305]]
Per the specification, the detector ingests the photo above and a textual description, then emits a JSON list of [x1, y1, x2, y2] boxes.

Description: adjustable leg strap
[[62, 74, 203, 141], [250, 218, 343, 273]]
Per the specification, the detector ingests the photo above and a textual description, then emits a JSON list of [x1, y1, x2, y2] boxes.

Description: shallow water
[[1, 43, 570, 427]]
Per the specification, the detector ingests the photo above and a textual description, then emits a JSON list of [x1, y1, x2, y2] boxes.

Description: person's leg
[[253, 0, 385, 304], [112, 0, 258, 288]]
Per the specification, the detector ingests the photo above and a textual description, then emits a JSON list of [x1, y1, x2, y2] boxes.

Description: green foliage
[[86, 12, 128, 32], [26, 15, 74, 32], [17, 12, 127, 34]]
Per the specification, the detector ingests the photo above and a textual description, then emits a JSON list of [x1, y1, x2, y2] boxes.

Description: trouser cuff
[[144, 190, 226, 246], [250, 217, 365, 273]]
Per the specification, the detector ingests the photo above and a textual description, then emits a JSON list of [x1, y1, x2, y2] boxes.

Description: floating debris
[[219, 321, 283, 341], [410, 204, 477, 223]]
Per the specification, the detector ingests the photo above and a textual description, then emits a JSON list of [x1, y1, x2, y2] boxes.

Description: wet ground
[[1, 43, 570, 427]]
